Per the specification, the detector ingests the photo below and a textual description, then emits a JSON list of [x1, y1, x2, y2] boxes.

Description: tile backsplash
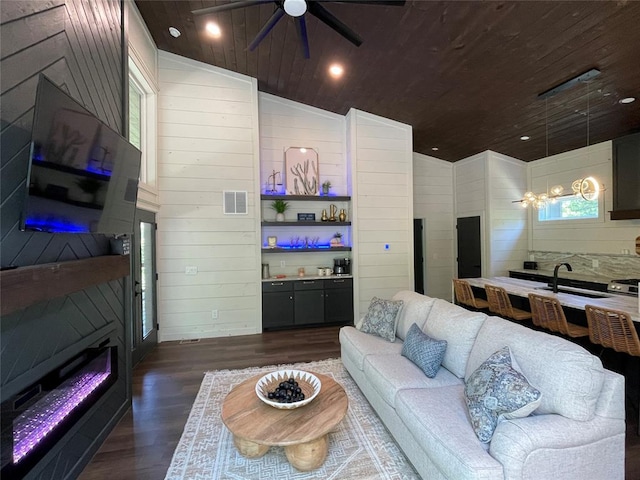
[[529, 251, 640, 279]]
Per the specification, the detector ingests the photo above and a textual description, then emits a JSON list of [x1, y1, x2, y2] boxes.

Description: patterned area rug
[[164, 358, 420, 480]]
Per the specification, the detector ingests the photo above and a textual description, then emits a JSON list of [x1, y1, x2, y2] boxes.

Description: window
[[537, 196, 599, 222], [128, 57, 157, 203]]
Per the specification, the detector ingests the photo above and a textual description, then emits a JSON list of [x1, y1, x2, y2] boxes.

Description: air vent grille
[[223, 191, 248, 215]]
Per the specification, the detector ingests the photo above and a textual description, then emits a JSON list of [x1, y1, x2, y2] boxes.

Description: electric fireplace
[[1, 342, 117, 479]]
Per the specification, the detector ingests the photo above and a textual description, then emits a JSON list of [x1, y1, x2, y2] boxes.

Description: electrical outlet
[[185, 266, 197, 275], [280, 260, 286, 268], [212, 309, 218, 319], [592, 259, 599, 268]]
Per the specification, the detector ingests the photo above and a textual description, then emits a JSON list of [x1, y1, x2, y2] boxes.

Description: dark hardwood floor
[[78, 325, 640, 479]]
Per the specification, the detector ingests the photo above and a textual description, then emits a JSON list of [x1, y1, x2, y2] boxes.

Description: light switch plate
[[185, 266, 198, 275]]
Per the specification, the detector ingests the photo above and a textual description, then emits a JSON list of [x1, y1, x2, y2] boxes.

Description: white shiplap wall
[[454, 152, 487, 276], [347, 109, 413, 318], [258, 93, 348, 277], [530, 141, 640, 254], [486, 151, 528, 276], [156, 52, 261, 341], [413, 152, 455, 300]]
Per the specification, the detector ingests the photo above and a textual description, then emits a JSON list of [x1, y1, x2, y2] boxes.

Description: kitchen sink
[[536, 287, 609, 299]]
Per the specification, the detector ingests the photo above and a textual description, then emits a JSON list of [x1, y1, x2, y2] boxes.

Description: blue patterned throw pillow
[[465, 346, 542, 443], [359, 297, 403, 342], [401, 323, 447, 378]]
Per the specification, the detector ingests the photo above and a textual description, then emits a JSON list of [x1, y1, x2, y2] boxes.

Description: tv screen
[[21, 75, 141, 234]]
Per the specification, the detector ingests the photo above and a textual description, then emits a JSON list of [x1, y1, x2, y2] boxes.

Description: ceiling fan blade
[[248, 7, 285, 51], [320, 0, 406, 5], [191, 0, 272, 17], [295, 16, 310, 59], [307, 2, 363, 47]]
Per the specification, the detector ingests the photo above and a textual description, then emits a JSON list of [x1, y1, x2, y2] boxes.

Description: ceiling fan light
[[284, 0, 307, 17]]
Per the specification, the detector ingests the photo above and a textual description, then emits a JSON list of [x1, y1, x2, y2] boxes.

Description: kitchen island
[[465, 276, 639, 323]]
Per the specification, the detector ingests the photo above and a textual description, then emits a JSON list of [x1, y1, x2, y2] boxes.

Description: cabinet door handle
[[333, 279, 345, 283], [303, 281, 315, 284], [271, 282, 284, 286]]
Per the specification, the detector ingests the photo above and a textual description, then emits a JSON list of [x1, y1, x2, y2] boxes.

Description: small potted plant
[[321, 180, 331, 195], [270, 199, 289, 222], [330, 232, 343, 246]]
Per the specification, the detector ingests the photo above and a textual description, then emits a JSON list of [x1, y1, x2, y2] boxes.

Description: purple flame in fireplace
[[13, 369, 111, 463]]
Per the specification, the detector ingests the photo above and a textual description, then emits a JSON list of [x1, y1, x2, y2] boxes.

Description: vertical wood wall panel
[[413, 152, 455, 300], [348, 109, 413, 318], [0, 1, 129, 478], [487, 152, 528, 276], [156, 51, 261, 341]]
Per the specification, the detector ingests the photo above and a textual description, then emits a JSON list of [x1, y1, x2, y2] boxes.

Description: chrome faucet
[[552, 263, 572, 293]]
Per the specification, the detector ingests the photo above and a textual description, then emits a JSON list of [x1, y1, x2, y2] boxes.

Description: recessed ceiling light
[[329, 64, 344, 79], [168, 27, 181, 38], [431, 147, 439, 151], [206, 22, 222, 38], [619, 97, 636, 104], [520, 135, 531, 141]]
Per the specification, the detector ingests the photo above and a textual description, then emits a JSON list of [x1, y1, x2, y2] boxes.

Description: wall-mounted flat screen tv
[[20, 75, 141, 234]]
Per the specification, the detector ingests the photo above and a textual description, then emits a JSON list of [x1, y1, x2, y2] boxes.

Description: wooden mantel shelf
[[0, 255, 130, 316]]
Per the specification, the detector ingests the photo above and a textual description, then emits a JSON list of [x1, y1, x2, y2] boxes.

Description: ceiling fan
[[191, 0, 406, 59]]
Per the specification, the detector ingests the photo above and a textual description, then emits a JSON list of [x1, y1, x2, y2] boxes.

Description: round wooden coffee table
[[221, 371, 348, 471]]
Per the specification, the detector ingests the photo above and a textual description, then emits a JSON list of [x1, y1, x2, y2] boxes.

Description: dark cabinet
[[262, 281, 294, 329], [612, 132, 640, 220], [262, 278, 353, 330], [324, 278, 353, 325], [294, 280, 325, 325]]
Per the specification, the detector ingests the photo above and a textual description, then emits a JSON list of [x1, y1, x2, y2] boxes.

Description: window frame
[[128, 56, 158, 201]]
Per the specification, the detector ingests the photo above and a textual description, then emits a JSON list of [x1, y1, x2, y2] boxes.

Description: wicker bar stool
[[528, 293, 589, 338], [453, 279, 490, 311], [585, 304, 640, 356], [484, 284, 532, 321]]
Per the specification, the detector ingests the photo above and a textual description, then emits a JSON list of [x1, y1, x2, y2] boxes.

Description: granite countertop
[[509, 268, 614, 284], [466, 276, 639, 323], [262, 274, 353, 282]]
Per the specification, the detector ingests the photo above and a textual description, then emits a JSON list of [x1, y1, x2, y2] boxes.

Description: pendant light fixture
[[514, 73, 603, 208]]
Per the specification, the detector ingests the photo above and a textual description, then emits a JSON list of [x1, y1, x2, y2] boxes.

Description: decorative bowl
[[255, 369, 321, 410]]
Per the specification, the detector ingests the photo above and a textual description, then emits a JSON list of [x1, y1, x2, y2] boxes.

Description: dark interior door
[[457, 216, 482, 278], [413, 219, 425, 294]]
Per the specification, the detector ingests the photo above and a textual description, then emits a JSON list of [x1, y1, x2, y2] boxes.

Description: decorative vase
[[338, 209, 346, 222], [276, 213, 285, 222], [321, 209, 328, 221]]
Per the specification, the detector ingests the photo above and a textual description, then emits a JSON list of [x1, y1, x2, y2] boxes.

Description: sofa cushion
[[359, 297, 404, 342], [339, 326, 403, 371], [391, 291, 437, 340], [395, 386, 504, 480], [465, 316, 604, 421], [423, 299, 486, 378], [401, 323, 447, 378], [363, 353, 462, 407], [465, 346, 542, 443]]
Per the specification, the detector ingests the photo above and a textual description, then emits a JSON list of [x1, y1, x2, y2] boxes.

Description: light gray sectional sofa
[[339, 290, 626, 480]]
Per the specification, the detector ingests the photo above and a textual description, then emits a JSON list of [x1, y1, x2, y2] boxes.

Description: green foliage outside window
[[538, 197, 598, 221]]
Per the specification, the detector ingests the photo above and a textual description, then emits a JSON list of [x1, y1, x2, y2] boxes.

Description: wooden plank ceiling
[[135, 0, 640, 162]]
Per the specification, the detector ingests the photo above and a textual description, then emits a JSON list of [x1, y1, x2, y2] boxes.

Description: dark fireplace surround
[[0, 255, 130, 479]]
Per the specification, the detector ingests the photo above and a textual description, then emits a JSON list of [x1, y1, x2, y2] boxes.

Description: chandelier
[[516, 71, 603, 209], [515, 176, 601, 209]]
